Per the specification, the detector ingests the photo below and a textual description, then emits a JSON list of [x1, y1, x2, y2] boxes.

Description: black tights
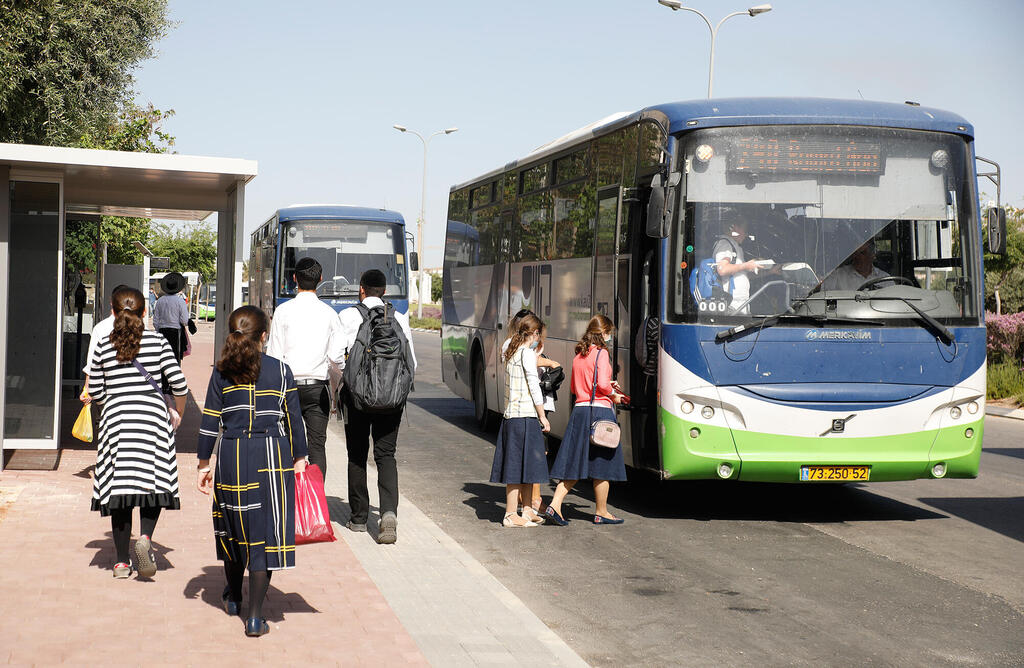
[[223, 561, 272, 620], [110, 506, 161, 564]]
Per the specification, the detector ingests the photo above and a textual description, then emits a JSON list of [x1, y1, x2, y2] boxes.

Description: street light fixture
[[657, 0, 772, 98], [393, 123, 458, 318]]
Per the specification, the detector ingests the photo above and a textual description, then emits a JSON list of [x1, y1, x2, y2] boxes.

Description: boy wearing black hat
[[153, 272, 190, 362], [337, 269, 417, 544]]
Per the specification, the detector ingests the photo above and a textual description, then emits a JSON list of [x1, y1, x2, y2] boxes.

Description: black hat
[[160, 271, 186, 295], [359, 269, 387, 289]]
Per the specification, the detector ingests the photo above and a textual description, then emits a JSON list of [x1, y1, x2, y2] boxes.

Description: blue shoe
[[593, 514, 625, 525], [222, 586, 241, 616], [544, 506, 568, 526]]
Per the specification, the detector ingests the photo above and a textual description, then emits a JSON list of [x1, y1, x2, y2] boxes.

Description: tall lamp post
[[657, 1, 772, 98], [393, 124, 458, 318]]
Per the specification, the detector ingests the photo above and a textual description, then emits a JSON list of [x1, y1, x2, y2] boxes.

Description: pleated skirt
[[549, 405, 627, 482], [212, 433, 296, 571], [490, 417, 549, 484]]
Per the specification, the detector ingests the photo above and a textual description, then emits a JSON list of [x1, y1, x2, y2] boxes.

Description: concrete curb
[[986, 405, 1024, 420]]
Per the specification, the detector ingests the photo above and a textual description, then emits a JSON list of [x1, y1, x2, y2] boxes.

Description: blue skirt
[[549, 405, 627, 482], [490, 417, 550, 484]]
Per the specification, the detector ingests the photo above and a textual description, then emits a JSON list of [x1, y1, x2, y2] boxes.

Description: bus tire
[[473, 355, 497, 432]]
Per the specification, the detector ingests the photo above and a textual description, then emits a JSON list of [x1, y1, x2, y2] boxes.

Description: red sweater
[[571, 345, 614, 408]]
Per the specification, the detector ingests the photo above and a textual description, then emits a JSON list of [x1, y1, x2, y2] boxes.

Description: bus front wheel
[[473, 357, 496, 432]]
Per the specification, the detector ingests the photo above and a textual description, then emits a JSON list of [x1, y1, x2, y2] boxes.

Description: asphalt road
[[397, 331, 1024, 667]]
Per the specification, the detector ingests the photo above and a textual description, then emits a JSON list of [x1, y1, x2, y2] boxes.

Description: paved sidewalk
[[986, 403, 1024, 420], [0, 323, 585, 666]]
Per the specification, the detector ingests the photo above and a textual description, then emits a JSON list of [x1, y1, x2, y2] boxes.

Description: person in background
[[490, 313, 550, 527], [81, 284, 130, 389], [546, 314, 627, 526], [197, 306, 308, 637], [337, 269, 416, 544], [81, 286, 188, 579], [153, 272, 190, 362], [267, 257, 345, 480]]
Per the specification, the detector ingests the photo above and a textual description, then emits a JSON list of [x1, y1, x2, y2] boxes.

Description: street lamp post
[[393, 124, 458, 319], [657, 1, 772, 98]]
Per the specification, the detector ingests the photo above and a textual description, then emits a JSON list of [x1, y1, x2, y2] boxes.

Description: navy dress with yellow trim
[[197, 354, 308, 571]]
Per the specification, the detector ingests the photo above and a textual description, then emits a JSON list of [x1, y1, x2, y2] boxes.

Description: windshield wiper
[[715, 313, 883, 343], [853, 295, 954, 344]]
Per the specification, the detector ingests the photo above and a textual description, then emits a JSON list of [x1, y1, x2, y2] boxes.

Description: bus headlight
[[689, 428, 701, 439], [949, 406, 961, 420], [964, 428, 974, 439], [966, 401, 979, 415], [931, 463, 947, 478], [701, 406, 715, 419], [681, 401, 694, 414], [717, 463, 733, 479]]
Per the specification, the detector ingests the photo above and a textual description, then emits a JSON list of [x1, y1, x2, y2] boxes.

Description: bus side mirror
[[986, 207, 1007, 255], [409, 251, 419, 272], [645, 171, 680, 239], [646, 174, 667, 238]]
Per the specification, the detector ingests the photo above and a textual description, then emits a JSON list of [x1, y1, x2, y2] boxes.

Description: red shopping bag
[[295, 465, 336, 544]]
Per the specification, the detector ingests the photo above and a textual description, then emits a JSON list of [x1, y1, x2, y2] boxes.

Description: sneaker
[[378, 512, 397, 544], [113, 562, 133, 579], [345, 520, 367, 533], [134, 535, 157, 577]]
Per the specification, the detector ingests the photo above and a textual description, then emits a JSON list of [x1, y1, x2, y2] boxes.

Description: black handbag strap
[[132, 359, 163, 396]]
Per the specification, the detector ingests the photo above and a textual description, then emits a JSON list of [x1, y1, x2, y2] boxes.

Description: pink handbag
[[587, 349, 620, 449]]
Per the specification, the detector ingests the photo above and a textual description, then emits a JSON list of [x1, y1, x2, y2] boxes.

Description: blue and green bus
[[249, 205, 415, 317], [441, 98, 1006, 483]]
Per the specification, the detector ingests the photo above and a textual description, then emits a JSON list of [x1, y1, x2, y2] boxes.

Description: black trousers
[[297, 383, 331, 479], [344, 396, 403, 524], [158, 327, 185, 362]]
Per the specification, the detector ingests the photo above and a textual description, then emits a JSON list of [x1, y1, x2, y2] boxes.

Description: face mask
[[528, 340, 539, 350]]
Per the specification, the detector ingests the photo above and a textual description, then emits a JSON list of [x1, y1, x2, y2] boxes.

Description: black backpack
[[342, 302, 414, 414]]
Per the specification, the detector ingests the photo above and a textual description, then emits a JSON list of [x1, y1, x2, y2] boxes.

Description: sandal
[[521, 507, 546, 525], [502, 513, 536, 528]]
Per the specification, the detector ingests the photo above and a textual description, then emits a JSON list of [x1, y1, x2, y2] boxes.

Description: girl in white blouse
[[489, 314, 550, 527]]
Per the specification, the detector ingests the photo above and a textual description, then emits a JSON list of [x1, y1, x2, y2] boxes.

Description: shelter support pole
[[214, 182, 245, 356], [0, 166, 10, 470]]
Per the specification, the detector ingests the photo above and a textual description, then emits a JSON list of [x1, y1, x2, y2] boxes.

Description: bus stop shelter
[[0, 143, 257, 470]]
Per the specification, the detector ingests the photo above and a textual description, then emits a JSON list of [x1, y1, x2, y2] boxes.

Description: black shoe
[[378, 512, 397, 544], [346, 520, 367, 532], [222, 586, 241, 616], [245, 617, 270, 637]]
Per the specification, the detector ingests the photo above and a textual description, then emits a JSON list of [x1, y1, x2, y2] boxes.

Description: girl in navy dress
[[197, 306, 308, 637], [546, 314, 627, 526], [490, 314, 550, 527]]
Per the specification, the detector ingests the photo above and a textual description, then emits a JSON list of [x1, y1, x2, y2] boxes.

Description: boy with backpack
[[337, 269, 416, 544]]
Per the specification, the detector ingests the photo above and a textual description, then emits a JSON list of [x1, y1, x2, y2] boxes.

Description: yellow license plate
[[800, 465, 870, 481]]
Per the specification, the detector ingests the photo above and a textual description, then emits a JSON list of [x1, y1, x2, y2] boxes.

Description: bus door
[[494, 210, 514, 415], [593, 186, 635, 464]]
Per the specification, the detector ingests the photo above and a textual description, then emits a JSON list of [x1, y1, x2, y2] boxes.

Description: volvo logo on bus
[[820, 414, 857, 437], [806, 330, 873, 341]]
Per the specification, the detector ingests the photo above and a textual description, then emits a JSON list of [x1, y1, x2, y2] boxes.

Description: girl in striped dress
[[197, 306, 308, 637], [489, 314, 550, 527], [84, 287, 188, 579]]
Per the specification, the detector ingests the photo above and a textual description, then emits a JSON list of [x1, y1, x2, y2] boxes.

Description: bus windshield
[[279, 219, 407, 298], [671, 125, 980, 326]]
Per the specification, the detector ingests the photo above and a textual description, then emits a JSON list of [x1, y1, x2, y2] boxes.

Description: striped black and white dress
[[87, 330, 188, 516]]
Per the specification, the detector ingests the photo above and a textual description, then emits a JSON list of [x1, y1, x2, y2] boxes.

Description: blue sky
[[134, 0, 1024, 267]]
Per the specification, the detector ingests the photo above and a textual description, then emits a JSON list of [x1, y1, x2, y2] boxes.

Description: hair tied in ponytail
[[233, 330, 244, 334]]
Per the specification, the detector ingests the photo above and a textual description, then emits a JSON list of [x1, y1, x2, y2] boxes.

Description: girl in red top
[[546, 314, 627, 526]]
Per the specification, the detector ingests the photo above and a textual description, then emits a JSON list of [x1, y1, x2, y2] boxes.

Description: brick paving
[[0, 323, 425, 666]]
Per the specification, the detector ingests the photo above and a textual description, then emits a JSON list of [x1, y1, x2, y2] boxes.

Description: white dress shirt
[[83, 314, 115, 376], [266, 291, 346, 381], [337, 297, 417, 372], [822, 264, 891, 291]]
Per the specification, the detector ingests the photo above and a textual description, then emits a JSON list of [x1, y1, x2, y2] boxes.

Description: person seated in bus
[[820, 239, 892, 291], [714, 217, 768, 314]]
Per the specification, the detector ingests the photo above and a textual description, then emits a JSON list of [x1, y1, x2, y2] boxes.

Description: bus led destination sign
[[729, 138, 883, 175]]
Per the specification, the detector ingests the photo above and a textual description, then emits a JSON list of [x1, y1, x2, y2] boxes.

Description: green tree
[[0, 0, 172, 147], [984, 204, 1024, 314], [148, 221, 218, 281]]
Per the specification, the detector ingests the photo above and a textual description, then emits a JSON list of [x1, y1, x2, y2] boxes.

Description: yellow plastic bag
[[72, 404, 93, 442]]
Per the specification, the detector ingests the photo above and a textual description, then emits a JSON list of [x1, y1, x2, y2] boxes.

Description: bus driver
[[821, 239, 892, 291]]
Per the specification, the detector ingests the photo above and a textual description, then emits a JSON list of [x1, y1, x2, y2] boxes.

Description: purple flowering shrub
[[986, 311, 1024, 363]]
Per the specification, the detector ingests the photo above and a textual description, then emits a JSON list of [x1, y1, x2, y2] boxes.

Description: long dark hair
[[217, 306, 267, 384], [110, 287, 146, 362], [575, 314, 614, 356], [504, 314, 542, 363]]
